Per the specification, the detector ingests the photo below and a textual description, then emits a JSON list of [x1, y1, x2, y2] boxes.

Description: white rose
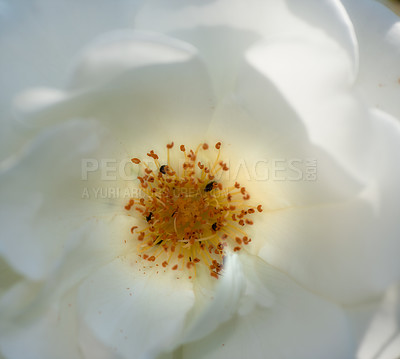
[[1, 1, 400, 359]]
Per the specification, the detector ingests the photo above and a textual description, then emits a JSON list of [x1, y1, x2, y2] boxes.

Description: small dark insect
[[159, 165, 167, 174], [146, 212, 153, 222], [205, 181, 216, 192], [155, 239, 163, 245], [189, 257, 192, 262], [212, 222, 218, 231]]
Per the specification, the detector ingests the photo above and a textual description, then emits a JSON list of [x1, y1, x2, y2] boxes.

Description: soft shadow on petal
[[0, 0, 142, 160], [357, 283, 400, 359], [78, 258, 195, 359], [341, 0, 400, 120], [136, 0, 358, 98], [79, 320, 122, 359], [0, 253, 22, 296], [285, 0, 358, 74], [206, 55, 363, 211], [346, 298, 382, 358], [243, 37, 370, 180], [0, 216, 133, 359], [182, 254, 354, 359], [0, 285, 81, 359], [14, 30, 216, 154], [0, 119, 117, 280], [181, 254, 246, 344], [256, 109, 400, 304], [210, 36, 400, 304]]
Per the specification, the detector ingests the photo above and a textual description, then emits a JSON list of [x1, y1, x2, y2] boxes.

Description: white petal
[[0, 0, 141, 159], [221, 14, 400, 303], [207, 88, 362, 210], [0, 257, 22, 296], [205, 31, 363, 206], [182, 254, 246, 344], [15, 30, 215, 152], [214, 33, 400, 303], [136, 0, 357, 97], [0, 0, 141, 100], [78, 321, 121, 359], [242, 37, 368, 180], [345, 299, 382, 357], [0, 283, 81, 359], [78, 258, 195, 359], [357, 283, 400, 359], [377, 334, 400, 359], [0, 217, 131, 359], [182, 254, 353, 359], [0, 119, 114, 279], [256, 109, 400, 304], [342, 0, 400, 120]]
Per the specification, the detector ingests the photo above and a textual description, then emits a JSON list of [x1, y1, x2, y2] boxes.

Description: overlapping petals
[[1, 0, 400, 358]]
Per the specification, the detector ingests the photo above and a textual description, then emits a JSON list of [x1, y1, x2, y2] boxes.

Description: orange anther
[[131, 158, 141, 164], [215, 142, 221, 150], [147, 150, 159, 160], [167, 142, 174, 149], [202, 143, 209, 150], [130, 226, 138, 233], [180, 145, 185, 152], [124, 199, 134, 210]]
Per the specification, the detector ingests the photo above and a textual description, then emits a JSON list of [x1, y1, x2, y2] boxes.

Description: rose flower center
[[125, 142, 262, 279]]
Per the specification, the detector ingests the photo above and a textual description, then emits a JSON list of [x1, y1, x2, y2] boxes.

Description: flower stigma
[[125, 142, 262, 280]]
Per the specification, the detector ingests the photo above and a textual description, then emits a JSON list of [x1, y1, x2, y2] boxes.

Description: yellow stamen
[[124, 142, 260, 279]]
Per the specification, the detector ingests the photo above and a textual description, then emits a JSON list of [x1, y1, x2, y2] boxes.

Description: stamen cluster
[[124, 142, 262, 279]]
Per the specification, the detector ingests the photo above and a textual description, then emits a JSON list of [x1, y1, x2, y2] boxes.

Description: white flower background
[[1, 0, 400, 358]]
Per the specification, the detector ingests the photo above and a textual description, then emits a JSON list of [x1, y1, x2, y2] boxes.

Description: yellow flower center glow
[[125, 142, 262, 279]]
